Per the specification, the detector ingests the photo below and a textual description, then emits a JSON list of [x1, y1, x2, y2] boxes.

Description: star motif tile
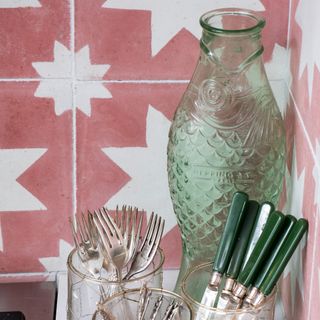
[[32, 41, 112, 116]]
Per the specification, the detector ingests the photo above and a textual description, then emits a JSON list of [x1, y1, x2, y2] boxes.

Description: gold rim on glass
[[97, 287, 194, 319], [67, 247, 165, 285], [181, 261, 276, 315]]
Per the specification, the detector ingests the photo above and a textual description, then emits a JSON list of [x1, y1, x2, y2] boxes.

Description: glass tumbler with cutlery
[[67, 206, 165, 320], [181, 194, 308, 319]]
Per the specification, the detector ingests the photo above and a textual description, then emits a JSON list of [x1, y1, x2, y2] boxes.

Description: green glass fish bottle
[[167, 8, 286, 291]]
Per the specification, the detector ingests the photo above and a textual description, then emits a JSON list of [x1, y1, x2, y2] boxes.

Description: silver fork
[[115, 205, 144, 268], [93, 207, 128, 281], [69, 211, 104, 277], [124, 212, 165, 280]]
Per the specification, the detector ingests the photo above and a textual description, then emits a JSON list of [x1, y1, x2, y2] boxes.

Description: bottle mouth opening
[[200, 8, 265, 35]]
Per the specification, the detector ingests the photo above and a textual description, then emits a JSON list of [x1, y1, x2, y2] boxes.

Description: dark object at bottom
[[0, 282, 56, 319], [0, 312, 25, 320]]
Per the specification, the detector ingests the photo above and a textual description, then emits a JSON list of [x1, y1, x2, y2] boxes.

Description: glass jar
[[181, 262, 276, 320], [167, 8, 286, 290], [67, 248, 164, 320]]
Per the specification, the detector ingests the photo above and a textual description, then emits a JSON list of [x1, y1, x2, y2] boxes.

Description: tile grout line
[[0, 78, 40, 81], [0, 78, 190, 83], [285, 0, 293, 87], [286, 83, 320, 172], [0, 271, 55, 278], [0, 78, 285, 83], [102, 79, 190, 83], [70, 0, 77, 217], [286, 0, 292, 52]]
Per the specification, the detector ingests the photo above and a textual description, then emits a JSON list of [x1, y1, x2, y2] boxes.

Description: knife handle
[[226, 200, 260, 279], [259, 218, 308, 296], [237, 210, 285, 287], [213, 191, 248, 273], [253, 214, 297, 289], [242, 201, 274, 268]]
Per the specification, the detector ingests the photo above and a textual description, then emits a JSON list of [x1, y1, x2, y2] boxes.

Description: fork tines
[[70, 205, 165, 281], [124, 212, 165, 280], [142, 212, 165, 259], [69, 211, 96, 251]]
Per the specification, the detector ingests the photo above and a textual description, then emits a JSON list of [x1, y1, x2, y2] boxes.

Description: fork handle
[[149, 295, 164, 320], [166, 302, 181, 320], [161, 300, 176, 320]]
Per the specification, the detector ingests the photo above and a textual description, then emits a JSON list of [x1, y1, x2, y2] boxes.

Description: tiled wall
[[280, 0, 320, 319], [0, 1, 318, 319]]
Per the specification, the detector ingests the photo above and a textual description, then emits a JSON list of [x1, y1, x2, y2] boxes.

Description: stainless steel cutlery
[[70, 205, 165, 282]]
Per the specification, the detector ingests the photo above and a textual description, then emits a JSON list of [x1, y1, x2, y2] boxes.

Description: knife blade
[[221, 210, 286, 310], [242, 214, 297, 307], [215, 200, 259, 309], [250, 218, 308, 307], [198, 191, 248, 311]]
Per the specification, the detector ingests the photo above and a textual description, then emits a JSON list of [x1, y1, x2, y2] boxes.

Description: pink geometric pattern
[[0, 81, 73, 273], [0, 1, 318, 319], [285, 0, 320, 318], [0, 0, 70, 78]]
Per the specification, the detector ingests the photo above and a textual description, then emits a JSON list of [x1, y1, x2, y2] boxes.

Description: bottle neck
[[200, 30, 264, 74]]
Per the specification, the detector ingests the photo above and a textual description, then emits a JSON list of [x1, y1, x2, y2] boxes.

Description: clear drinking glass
[[95, 288, 193, 320], [181, 262, 276, 320], [67, 248, 164, 320]]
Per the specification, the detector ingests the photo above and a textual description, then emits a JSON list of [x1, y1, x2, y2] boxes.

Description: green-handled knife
[[199, 191, 248, 310], [241, 201, 274, 269], [242, 214, 297, 307], [250, 218, 308, 307], [221, 210, 286, 310], [215, 200, 260, 309]]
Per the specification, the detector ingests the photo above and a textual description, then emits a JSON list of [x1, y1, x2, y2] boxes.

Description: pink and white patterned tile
[[76, 82, 186, 267], [75, 0, 289, 80], [280, 94, 318, 319], [32, 40, 112, 116], [0, 0, 70, 78], [0, 81, 73, 273], [287, 3, 320, 316], [289, 0, 320, 149], [260, 0, 289, 62], [75, 0, 198, 80], [0, 0, 302, 285]]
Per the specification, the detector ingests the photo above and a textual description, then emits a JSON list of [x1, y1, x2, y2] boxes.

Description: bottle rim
[[200, 8, 265, 35]]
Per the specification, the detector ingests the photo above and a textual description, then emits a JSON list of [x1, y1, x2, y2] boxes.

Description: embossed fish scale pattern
[[168, 89, 286, 262]]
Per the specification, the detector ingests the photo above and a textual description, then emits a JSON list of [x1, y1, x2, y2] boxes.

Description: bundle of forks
[[69, 205, 165, 282]]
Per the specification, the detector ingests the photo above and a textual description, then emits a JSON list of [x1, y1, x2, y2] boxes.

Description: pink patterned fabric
[[0, 1, 318, 318]]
